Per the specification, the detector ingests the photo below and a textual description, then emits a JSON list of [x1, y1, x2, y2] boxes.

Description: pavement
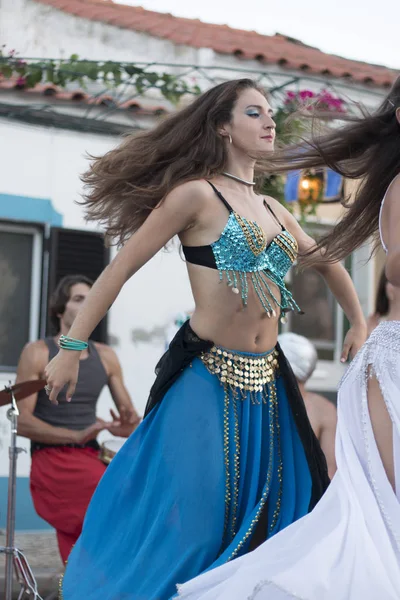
[[0, 530, 63, 599]]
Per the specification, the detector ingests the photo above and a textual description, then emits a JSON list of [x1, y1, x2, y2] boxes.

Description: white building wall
[[0, 0, 198, 65], [0, 118, 194, 478]]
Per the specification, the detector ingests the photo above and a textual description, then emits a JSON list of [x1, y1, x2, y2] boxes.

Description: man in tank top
[[15, 274, 141, 563]]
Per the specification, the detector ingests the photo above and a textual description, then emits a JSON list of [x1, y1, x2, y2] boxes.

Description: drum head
[[102, 438, 126, 454]]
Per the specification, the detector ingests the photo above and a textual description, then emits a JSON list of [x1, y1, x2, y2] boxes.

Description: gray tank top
[[34, 337, 108, 430]]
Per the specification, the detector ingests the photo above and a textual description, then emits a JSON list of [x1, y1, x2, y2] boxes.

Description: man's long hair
[[49, 274, 93, 332]]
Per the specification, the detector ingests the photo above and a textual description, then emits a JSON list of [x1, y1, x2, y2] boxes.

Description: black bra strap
[[206, 181, 233, 213], [263, 199, 285, 230]]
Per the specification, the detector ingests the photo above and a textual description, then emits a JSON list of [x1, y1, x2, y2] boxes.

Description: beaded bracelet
[[58, 334, 88, 351]]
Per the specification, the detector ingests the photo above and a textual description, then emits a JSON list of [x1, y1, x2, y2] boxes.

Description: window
[[47, 227, 110, 343], [0, 222, 109, 371], [0, 223, 43, 371]]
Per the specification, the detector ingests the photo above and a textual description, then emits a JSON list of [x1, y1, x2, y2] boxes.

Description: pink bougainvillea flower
[[299, 90, 315, 100]]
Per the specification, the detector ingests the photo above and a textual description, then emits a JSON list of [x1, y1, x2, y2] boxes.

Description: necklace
[[222, 172, 255, 186]]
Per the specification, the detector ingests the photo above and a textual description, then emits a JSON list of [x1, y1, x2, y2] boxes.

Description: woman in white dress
[[177, 78, 400, 600]]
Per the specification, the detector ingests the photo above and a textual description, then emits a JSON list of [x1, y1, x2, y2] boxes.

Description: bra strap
[[263, 199, 285, 230], [206, 181, 234, 213]]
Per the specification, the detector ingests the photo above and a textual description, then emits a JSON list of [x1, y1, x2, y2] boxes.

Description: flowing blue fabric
[[62, 349, 311, 600]]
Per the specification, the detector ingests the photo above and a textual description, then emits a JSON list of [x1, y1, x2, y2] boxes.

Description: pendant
[[280, 314, 288, 324], [232, 287, 239, 294]]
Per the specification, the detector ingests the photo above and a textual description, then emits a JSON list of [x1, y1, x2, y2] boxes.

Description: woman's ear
[[395, 107, 400, 125]]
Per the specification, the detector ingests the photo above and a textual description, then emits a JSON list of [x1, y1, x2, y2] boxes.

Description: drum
[[100, 438, 126, 465]]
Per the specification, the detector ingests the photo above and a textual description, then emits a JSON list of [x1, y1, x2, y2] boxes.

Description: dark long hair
[[262, 76, 400, 265], [49, 274, 93, 332], [81, 79, 265, 246], [375, 268, 390, 316]]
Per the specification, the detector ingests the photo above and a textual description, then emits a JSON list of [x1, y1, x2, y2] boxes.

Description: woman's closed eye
[[246, 110, 260, 118]]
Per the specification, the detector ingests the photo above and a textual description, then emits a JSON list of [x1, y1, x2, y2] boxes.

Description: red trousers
[[30, 446, 106, 563]]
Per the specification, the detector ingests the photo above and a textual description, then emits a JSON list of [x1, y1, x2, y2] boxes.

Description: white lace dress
[[177, 192, 400, 600]]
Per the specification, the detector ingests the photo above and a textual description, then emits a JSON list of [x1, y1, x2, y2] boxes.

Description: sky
[[118, 0, 400, 70]]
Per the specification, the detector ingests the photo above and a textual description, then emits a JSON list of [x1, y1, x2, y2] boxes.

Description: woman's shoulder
[[168, 179, 215, 200], [263, 194, 293, 228], [163, 179, 217, 215], [262, 192, 285, 209]]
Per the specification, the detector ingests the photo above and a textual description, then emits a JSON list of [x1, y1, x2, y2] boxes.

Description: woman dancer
[[44, 79, 365, 600], [177, 78, 400, 600]]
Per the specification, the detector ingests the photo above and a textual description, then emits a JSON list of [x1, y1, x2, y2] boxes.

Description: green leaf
[[144, 72, 159, 85], [161, 73, 174, 83], [25, 67, 43, 87], [125, 65, 143, 76], [135, 74, 145, 95], [109, 65, 122, 85], [52, 71, 67, 87], [46, 62, 55, 83], [0, 54, 206, 104], [0, 64, 13, 78]]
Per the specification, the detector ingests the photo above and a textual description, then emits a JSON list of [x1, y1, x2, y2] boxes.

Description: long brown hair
[[375, 268, 390, 317], [81, 79, 265, 245], [262, 76, 400, 265]]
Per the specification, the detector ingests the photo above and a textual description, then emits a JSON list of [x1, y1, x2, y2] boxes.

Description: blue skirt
[[62, 347, 312, 600]]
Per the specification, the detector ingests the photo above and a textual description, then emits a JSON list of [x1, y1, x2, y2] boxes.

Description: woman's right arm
[[45, 181, 206, 404]]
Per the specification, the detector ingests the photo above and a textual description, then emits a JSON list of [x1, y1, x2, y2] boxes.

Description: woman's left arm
[[310, 260, 366, 361], [269, 199, 367, 360]]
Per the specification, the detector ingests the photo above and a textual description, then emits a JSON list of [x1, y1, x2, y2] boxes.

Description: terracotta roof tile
[[0, 78, 169, 115], [34, 0, 398, 88]]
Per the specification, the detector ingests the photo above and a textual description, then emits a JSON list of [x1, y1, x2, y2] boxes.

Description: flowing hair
[[261, 76, 400, 265], [80, 79, 266, 246], [375, 268, 390, 317]]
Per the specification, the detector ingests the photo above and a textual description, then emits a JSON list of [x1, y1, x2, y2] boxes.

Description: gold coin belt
[[201, 346, 279, 403]]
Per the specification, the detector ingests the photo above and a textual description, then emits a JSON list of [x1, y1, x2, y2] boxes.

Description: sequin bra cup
[[182, 182, 301, 321]]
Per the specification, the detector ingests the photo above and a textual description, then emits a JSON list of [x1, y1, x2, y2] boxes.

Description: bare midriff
[[187, 263, 282, 353]]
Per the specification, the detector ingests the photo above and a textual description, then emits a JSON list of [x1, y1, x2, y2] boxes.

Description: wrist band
[[58, 335, 88, 351]]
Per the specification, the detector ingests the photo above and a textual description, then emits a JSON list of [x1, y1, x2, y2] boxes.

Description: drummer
[[15, 274, 141, 564]]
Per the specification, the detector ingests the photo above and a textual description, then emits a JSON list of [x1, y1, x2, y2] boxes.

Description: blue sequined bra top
[[182, 181, 301, 321]]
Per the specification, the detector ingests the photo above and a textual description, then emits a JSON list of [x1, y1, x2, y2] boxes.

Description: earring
[[228, 134, 232, 144]]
